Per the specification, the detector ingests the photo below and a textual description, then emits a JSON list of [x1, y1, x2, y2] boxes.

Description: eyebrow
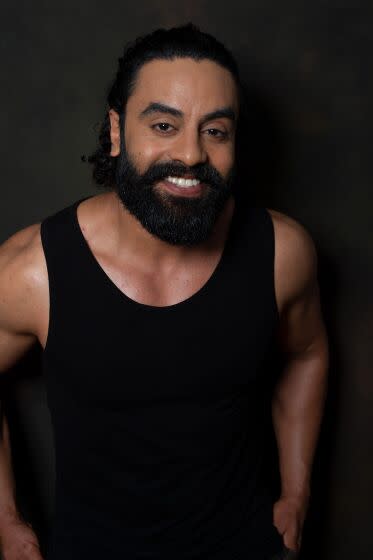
[[139, 102, 236, 126]]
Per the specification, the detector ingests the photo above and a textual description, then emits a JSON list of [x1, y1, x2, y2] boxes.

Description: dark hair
[[86, 23, 246, 189]]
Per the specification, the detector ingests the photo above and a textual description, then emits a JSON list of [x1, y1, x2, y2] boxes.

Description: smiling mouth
[[157, 177, 205, 196]]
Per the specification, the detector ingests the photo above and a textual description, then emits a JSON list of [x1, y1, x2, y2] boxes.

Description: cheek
[[125, 141, 160, 172], [213, 146, 235, 175], [141, 145, 161, 160], [126, 130, 164, 162]]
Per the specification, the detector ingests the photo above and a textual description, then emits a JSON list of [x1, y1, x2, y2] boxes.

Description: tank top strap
[[40, 196, 94, 353], [222, 200, 278, 320], [40, 196, 93, 267]]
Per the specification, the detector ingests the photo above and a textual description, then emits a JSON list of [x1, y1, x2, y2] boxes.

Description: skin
[[0, 58, 329, 558]]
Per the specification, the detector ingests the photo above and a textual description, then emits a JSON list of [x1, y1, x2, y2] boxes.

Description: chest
[[41, 202, 280, 410], [95, 248, 225, 307], [37, 249, 225, 349], [43, 272, 278, 410]]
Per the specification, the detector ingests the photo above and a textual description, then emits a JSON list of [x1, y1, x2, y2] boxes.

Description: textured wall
[[1, 2, 372, 558]]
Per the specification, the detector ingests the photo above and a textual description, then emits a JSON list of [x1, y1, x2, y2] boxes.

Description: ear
[[108, 109, 121, 156]]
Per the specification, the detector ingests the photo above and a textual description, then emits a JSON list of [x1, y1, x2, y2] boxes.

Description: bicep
[[0, 227, 40, 373], [273, 214, 328, 357], [276, 275, 326, 357]]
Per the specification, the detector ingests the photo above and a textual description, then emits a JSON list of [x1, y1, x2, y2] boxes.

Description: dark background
[[1, 1, 372, 559]]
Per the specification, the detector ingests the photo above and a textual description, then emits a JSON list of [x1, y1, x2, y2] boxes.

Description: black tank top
[[40, 195, 284, 559]]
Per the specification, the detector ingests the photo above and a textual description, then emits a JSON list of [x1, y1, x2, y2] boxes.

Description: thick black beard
[[113, 136, 236, 247]]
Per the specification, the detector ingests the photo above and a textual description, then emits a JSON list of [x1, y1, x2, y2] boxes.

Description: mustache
[[140, 162, 226, 189]]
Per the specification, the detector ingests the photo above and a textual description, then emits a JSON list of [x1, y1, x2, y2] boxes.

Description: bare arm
[[0, 410, 18, 524], [270, 211, 329, 553], [0, 225, 46, 559]]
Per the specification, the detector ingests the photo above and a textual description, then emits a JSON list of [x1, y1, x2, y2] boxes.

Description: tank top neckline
[[71, 194, 240, 313]]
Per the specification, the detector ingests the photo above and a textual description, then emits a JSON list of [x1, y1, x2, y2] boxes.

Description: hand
[[0, 515, 44, 560], [273, 495, 308, 555]]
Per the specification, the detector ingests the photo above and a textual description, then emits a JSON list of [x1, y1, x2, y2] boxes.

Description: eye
[[151, 123, 175, 133], [204, 128, 228, 139]]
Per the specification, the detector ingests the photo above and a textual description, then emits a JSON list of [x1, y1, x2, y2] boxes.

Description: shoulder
[[266, 208, 318, 314], [266, 208, 317, 269], [0, 222, 44, 273], [0, 222, 48, 335]]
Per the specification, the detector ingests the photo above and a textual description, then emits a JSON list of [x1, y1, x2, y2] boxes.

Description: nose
[[169, 128, 208, 168]]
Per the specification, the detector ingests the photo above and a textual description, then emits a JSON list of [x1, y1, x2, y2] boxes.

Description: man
[[0, 24, 329, 560]]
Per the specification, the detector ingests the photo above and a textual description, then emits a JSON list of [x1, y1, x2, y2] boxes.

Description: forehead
[[127, 58, 239, 114]]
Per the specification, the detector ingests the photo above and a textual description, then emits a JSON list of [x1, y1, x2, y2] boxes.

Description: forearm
[[272, 342, 329, 505], [0, 405, 19, 526]]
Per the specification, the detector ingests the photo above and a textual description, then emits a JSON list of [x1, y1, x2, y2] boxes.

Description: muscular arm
[[0, 225, 44, 528], [270, 211, 329, 551]]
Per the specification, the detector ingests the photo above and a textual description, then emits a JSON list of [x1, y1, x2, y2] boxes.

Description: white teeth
[[165, 176, 200, 188]]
